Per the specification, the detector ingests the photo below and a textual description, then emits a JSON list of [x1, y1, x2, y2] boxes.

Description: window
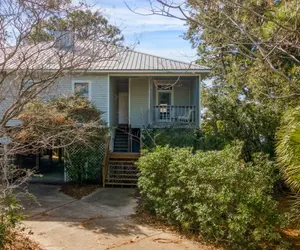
[[157, 84, 173, 90], [24, 80, 33, 89], [73, 81, 90, 99]]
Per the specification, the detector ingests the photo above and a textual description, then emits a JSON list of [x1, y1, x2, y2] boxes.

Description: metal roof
[[100, 50, 209, 72], [0, 41, 210, 73]]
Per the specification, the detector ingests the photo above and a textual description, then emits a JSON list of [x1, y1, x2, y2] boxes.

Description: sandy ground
[[21, 184, 214, 250]]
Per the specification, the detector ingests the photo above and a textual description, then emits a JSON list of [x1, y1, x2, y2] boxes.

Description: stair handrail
[[102, 136, 111, 187], [128, 125, 132, 152]]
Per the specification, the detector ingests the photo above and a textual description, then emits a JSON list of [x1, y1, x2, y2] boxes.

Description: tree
[[200, 84, 280, 160], [276, 106, 300, 192], [138, 0, 300, 101], [132, 0, 300, 160], [28, 9, 124, 45], [0, 0, 124, 244]]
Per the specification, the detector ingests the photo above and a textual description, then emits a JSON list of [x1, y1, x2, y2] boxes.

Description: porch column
[[148, 77, 153, 125], [198, 75, 202, 128]]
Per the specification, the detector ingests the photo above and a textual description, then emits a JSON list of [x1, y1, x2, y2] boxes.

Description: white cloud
[[94, 1, 186, 35], [85, 0, 198, 62]]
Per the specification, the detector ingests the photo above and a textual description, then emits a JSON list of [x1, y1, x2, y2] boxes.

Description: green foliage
[[276, 106, 300, 192], [19, 96, 107, 184], [183, 0, 300, 161], [186, 0, 300, 100], [28, 9, 124, 45], [0, 195, 23, 248], [18, 96, 107, 148], [137, 144, 283, 249], [142, 127, 199, 150], [64, 141, 105, 184], [201, 86, 281, 160], [276, 106, 300, 222]]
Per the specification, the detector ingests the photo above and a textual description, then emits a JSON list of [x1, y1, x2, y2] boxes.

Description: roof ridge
[[128, 48, 208, 69]]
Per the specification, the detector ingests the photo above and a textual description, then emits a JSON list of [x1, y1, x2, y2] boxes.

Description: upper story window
[[24, 80, 33, 89], [73, 81, 90, 99]]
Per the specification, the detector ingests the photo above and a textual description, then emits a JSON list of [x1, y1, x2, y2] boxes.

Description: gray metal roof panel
[[1, 41, 210, 72]]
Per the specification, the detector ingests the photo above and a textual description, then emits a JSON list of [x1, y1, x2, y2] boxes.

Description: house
[[0, 38, 210, 185]]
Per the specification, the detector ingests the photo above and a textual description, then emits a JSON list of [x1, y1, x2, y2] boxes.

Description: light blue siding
[[129, 78, 149, 128]]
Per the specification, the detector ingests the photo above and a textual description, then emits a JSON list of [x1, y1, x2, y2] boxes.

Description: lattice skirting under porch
[[64, 141, 106, 183]]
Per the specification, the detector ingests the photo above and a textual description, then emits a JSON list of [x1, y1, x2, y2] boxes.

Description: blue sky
[[85, 0, 197, 62]]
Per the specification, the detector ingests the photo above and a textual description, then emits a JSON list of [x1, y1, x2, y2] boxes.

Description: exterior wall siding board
[[174, 81, 190, 106], [54, 75, 109, 124], [109, 78, 118, 127], [191, 78, 198, 106], [1, 73, 202, 129], [129, 78, 149, 128]]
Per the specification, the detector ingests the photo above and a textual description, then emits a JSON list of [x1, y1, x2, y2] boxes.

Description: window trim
[[72, 80, 92, 100], [155, 84, 174, 106]]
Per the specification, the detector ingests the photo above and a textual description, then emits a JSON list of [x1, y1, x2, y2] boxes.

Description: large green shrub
[[137, 144, 283, 249], [142, 127, 199, 149]]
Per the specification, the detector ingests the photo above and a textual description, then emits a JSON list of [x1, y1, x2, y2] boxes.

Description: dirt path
[[21, 184, 214, 250]]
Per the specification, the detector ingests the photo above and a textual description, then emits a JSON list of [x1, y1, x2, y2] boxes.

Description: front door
[[158, 91, 172, 121], [118, 92, 128, 124]]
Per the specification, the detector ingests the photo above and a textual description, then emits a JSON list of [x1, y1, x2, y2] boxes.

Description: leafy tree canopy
[[28, 9, 124, 44], [185, 0, 299, 101], [175, 0, 300, 159], [15, 96, 107, 152]]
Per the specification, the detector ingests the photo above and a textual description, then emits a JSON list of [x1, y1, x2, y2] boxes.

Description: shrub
[[137, 144, 283, 249], [0, 194, 23, 248], [142, 127, 198, 149]]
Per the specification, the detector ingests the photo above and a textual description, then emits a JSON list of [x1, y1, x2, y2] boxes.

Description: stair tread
[[108, 167, 136, 169], [107, 170, 138, 173], [106, 178, 138, 181], [113, 174, 139, 176], [108, 161, 136, 163], [105, 183, 137, 186]]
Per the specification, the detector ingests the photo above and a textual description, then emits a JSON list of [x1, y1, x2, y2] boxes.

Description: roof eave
[[77, 69, 211, 74]]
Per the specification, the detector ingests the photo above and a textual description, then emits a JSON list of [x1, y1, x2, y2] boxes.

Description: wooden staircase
[[114, 128, 129, 152], [102, 137, 140, 187], [104, 152, 139, 186]]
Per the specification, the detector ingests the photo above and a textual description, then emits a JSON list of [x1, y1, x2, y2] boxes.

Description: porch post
[[198, 75, 202, 128], [128, 78, 131, 126], [148, 77, 153, 125], [107, 74, 110, 127]]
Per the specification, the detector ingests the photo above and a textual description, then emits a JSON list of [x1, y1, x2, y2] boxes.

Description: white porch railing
[[153, 105, 197, 124]]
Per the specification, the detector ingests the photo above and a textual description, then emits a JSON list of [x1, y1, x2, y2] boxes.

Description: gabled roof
[[0, 41, 210, 73]]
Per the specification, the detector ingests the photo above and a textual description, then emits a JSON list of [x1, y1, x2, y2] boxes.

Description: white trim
[[40, 70, 210, 75], [198, 75, 202, 128], [107, 74, 110, 127], [148, 78, 151, 110], [189, 81, 191, 106], [155, 87, 174, 106], [128, 78, 131, 126], [148, 78, 151, 125], [99, 70, 210, 73], [72, 79, 92, 101]]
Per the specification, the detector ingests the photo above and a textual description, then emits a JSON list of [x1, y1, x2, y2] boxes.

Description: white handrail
[[153, 105, 196, 124]]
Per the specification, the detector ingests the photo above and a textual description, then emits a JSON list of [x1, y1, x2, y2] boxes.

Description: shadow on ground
[[20, 184, 214, 250]]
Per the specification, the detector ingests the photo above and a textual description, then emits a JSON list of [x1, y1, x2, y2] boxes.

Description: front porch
[[109, 76, 201, 129]]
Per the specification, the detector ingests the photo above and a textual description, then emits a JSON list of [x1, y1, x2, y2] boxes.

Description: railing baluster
[[152, 105, 198, 125]]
